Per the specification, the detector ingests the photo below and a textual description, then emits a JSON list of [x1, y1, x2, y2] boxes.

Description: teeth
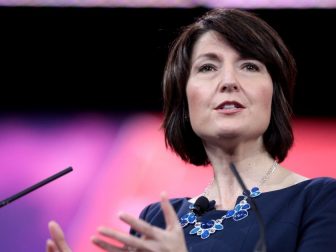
[[223, 104, 236, 109]]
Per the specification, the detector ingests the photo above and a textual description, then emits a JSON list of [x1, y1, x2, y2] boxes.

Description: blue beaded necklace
[[180, 161, 278, 239]]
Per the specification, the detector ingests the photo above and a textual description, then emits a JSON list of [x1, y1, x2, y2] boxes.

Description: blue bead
[[235, 204, 242, 211], [226, 210, 235, 218], [181, 220, 188, 227], [250, 192, 261, 197], [189, 227, 200, 235], [215, 223, 224, 230], [250, 187, 261, 197], [187, 213, 196, 223], [201, 230, 210, 239], [242, 203, 250, 210], [233, 210, 248, 221], [180, 213, 189, 220], [201, 220, 215, 229]]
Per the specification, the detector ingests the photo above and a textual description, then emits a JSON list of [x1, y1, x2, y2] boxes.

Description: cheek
[[186, 84, 201, 113], [260, 88, 273, 109], [257, 84, 274, 128], [264, 86, 274, 109], [255, 80, 273, 110], [186, 83, 212, 133]]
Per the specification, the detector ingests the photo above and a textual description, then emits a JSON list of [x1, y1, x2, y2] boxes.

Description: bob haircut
[[163, 9, 296, 166]]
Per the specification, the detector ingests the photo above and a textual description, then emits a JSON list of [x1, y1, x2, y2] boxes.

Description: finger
[[97, 226, 148, 251], [118, 212, 158, 239], [91, 236, 126, 252], [48, 221, 72, 252], [46, 239, 60, 252], [160, 192, 180, 229]]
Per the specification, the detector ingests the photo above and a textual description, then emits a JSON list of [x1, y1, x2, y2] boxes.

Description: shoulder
[[138, 197, 190, 222], [301, 177, 336, 208], [262, 177, 336, 220], [302, 177, 336, 196], [269, 176, 336, 197], [295, 177, 336, 250], [130, 198, 189, 236], [306, 176, 336, 185], [284, 177, 336, 204]]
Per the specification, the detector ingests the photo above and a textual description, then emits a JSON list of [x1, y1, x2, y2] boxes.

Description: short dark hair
[[162, 9, 296, 165]]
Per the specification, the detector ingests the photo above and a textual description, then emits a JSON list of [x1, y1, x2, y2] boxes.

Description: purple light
[[0, 114, 335, 251]]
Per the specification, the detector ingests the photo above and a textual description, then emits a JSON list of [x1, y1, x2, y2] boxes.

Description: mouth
[[215, 101, 245, 111]]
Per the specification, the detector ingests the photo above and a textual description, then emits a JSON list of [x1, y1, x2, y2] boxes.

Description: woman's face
[[186, 31, 273, 144]]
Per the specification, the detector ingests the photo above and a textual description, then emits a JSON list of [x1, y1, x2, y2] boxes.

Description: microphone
[[193, 196, 210, 215], [0, 166, 73, 208], [192, 195, 216, 216], [230, 163, 267, 252]]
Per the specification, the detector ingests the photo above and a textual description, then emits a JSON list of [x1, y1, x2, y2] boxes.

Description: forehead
[[195, 31, 225, 45], [191, 31, 238, 60]]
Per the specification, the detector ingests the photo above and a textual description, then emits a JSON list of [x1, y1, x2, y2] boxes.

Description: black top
[[131, 177, 336, 252]]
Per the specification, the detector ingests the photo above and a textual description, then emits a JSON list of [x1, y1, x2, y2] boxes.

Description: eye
[[242, 62, 260, 72], [198, 64, 217, 73]]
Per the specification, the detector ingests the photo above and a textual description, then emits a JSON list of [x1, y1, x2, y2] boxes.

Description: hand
[[46, 220, 72, 252], [91, 192, 188, 252]]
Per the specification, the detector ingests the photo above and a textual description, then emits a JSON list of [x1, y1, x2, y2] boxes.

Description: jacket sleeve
[[296, 178, 336, 251]]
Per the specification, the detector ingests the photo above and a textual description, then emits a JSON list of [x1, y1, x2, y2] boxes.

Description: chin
[[200, 129, 241, 143]]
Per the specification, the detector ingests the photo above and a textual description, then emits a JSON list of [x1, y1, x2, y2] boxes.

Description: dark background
[[0, 7, 335, 117]]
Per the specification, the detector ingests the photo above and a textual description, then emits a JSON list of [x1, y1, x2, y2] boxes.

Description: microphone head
[[193, 196, 210, 215]]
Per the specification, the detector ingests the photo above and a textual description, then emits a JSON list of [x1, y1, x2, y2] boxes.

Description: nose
[[219, 82, 239, 92], [218, 68, 240, 92]]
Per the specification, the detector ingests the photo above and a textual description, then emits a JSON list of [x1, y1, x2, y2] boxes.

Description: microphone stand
[[230, 163, 267, 252], [0, 167, 73, 208]]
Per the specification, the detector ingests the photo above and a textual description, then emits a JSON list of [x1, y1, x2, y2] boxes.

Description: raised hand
[[91, 192, 188, 252]]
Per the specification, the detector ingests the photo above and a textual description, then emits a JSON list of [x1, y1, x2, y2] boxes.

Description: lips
[[215, 101, 245, 110]]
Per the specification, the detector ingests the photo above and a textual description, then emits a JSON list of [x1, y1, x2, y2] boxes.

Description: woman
[[47, 9, 336, 252]]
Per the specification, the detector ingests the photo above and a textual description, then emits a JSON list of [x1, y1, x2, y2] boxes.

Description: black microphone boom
[[0, 167, 73, 208], [230, 163, 267, 252]]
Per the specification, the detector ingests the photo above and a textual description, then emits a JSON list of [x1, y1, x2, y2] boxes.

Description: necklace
[[180, 160, 278, 239]]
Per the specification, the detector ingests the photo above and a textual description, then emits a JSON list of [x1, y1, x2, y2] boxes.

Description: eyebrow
[[191, 52, 260, 66], [192, 52, 221, 65]]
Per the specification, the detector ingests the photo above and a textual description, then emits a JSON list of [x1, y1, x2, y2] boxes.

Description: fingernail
[[161, 191, 168, 199], [117, 211, 124, 217]]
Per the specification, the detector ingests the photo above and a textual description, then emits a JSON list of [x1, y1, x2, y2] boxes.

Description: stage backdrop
[[0, 6, 335, 252], [0, 114, 335, 251]]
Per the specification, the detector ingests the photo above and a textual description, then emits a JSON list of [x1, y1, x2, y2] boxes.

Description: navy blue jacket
[[132, 177, 336, 252]]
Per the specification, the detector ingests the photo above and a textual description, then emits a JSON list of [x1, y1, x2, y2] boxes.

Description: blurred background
[[0, 1, 335, 251]]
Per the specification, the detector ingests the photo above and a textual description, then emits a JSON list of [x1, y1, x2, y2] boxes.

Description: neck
[[202, 141, 276, 210]]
